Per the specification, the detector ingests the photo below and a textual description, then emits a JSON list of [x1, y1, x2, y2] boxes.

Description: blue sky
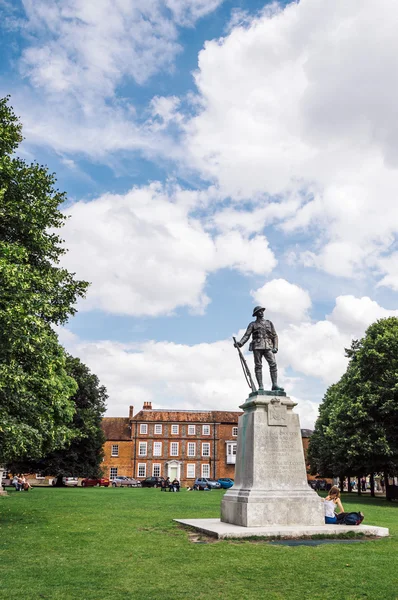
[[2, 0, 398, 427]]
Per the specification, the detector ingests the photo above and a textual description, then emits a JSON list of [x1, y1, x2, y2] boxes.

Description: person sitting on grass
[[323, 485, 344, 524], [12, 475, 22, 492], [171, 478, 180, 492]]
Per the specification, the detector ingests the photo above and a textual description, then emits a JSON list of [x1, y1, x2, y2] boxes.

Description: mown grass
[[0, 488, 397, 600]]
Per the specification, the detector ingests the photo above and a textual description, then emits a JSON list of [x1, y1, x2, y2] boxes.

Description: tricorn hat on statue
[[252, 306, 265, 317]]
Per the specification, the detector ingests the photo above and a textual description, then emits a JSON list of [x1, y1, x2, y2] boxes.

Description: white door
[[169, 466, 178, 480]]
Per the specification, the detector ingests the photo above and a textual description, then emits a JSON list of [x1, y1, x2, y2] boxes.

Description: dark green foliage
[[0, 97, 89, 462], [10, 355, 107, 479], [309, 318, 398, 478]]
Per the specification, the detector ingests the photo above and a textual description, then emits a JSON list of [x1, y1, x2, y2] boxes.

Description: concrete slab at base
[[175, 518, 389, 539]]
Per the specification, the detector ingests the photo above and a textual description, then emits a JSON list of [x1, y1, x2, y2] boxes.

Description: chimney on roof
[[129, 405, 134, 419], [143, 401, 152, 410]]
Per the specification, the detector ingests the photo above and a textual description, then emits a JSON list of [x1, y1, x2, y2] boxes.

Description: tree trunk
[[384, 470, 389, 499], [0, 465, 7, 496], [339, 476, 344, 494], [370, 473, 375, 497], [347, 476, 352, 493], [54, 475, 64, 487], [357, 476, 362, 496]]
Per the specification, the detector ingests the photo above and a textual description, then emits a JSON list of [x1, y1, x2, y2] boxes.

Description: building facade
[[102, 402, 239, 485], [102, 402, 313, 486]]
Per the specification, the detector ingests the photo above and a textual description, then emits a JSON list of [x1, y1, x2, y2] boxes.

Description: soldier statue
[[234, 306, 284, 392]]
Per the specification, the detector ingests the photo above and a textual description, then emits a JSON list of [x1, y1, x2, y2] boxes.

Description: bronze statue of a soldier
[[234, 306, 284, 392]]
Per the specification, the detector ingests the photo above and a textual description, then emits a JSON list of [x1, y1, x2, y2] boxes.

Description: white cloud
[[251, 279, 312, 323], [148, 96, 183, 131], [182, 0, 398, 284], [165, 0, 224, 27], [377, 252, 398, 291], [20, 0, 200, 94], [209, 194, 303, 235], [7, 0, 222, 157], [60, 183, 276, 316], [214, 232, 276, 275], [327, 295, 398, 338], [57, 326, 317, 428], [280, 320, 349, 385], [57, 293, 398, 428]]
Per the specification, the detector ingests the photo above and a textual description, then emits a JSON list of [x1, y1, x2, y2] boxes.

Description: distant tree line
[[308, 318, 398, 498], [0, 97, 106, 481]]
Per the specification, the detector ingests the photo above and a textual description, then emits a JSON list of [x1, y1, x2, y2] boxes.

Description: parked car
[[111, 476, 141, 488], [217, 478, 234, 489], [51, 477, 79, 487], [140, 476, 165, 488], [81, 477, 110, 487], [193, 477, 222, 490]]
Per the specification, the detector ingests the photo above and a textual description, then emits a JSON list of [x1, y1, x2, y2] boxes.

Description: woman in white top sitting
[[323, 485, 344, 524]]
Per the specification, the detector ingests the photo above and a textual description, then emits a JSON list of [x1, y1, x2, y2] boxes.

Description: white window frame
[[154, 424, 162, 435], [227, 442, 237, 456], [187, 442, 196, 457], [140, 424, 148, 434], [110, 467, 118, 480], [111, 444, 119, 457], [153, 442, 162, 457], [202, 442, 210, 457], [35, 473, 45, 480], [152, 463, 161, 477], [170, 442, 179, 457], [187, 464, 195, 478], [232, 427, 238, 437], [188, 425, 196, 435], [202, 424, 210, 435], [171, 424, 179, 435], [137, 463, 146, 478], [139, 442, 147, 456], [201, 464, 210, 477]]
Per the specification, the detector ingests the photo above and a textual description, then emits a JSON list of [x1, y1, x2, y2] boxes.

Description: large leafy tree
[[0, 97, 89, 463], [309, 318, 398, 481], [307, 382, 345, 478], [10, 355, 107, 482]]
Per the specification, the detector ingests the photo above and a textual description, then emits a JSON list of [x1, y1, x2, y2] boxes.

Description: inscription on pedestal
[[268, 399, 287, 426], [265, 430, 305, 478]]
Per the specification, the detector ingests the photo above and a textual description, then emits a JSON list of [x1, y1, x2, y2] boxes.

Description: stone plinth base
[[175, 518, 389, 539], [221, 392, 324, 527], [221, 489, 324, 527]]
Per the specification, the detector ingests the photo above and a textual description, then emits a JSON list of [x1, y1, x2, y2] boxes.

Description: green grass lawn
[[0, 488, 397, 600]]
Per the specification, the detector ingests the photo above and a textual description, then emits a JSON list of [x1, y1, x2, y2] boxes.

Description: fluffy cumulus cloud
[[56, 326, 318, 428], [57, 293, 398, 428], [327, 295, 398, 338], [182, 0, 398, 285], [60, 183, 276, 316], [4, 0, 223, 156], [251, 279, 312, 323]]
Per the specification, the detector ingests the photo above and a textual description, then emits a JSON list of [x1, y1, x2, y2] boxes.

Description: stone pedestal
[[221, 391, 324, 527]]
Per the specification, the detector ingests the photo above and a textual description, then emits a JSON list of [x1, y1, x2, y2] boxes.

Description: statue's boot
[[271, 369, 284, 392], [255, 369, 263, 390]]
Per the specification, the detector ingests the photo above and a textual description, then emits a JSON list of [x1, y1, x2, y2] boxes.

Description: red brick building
[[102, 402, 313, 486], [102, 402, 239, 485]]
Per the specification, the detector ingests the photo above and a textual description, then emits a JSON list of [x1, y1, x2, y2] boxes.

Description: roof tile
[[102, 417, 131, 441]]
